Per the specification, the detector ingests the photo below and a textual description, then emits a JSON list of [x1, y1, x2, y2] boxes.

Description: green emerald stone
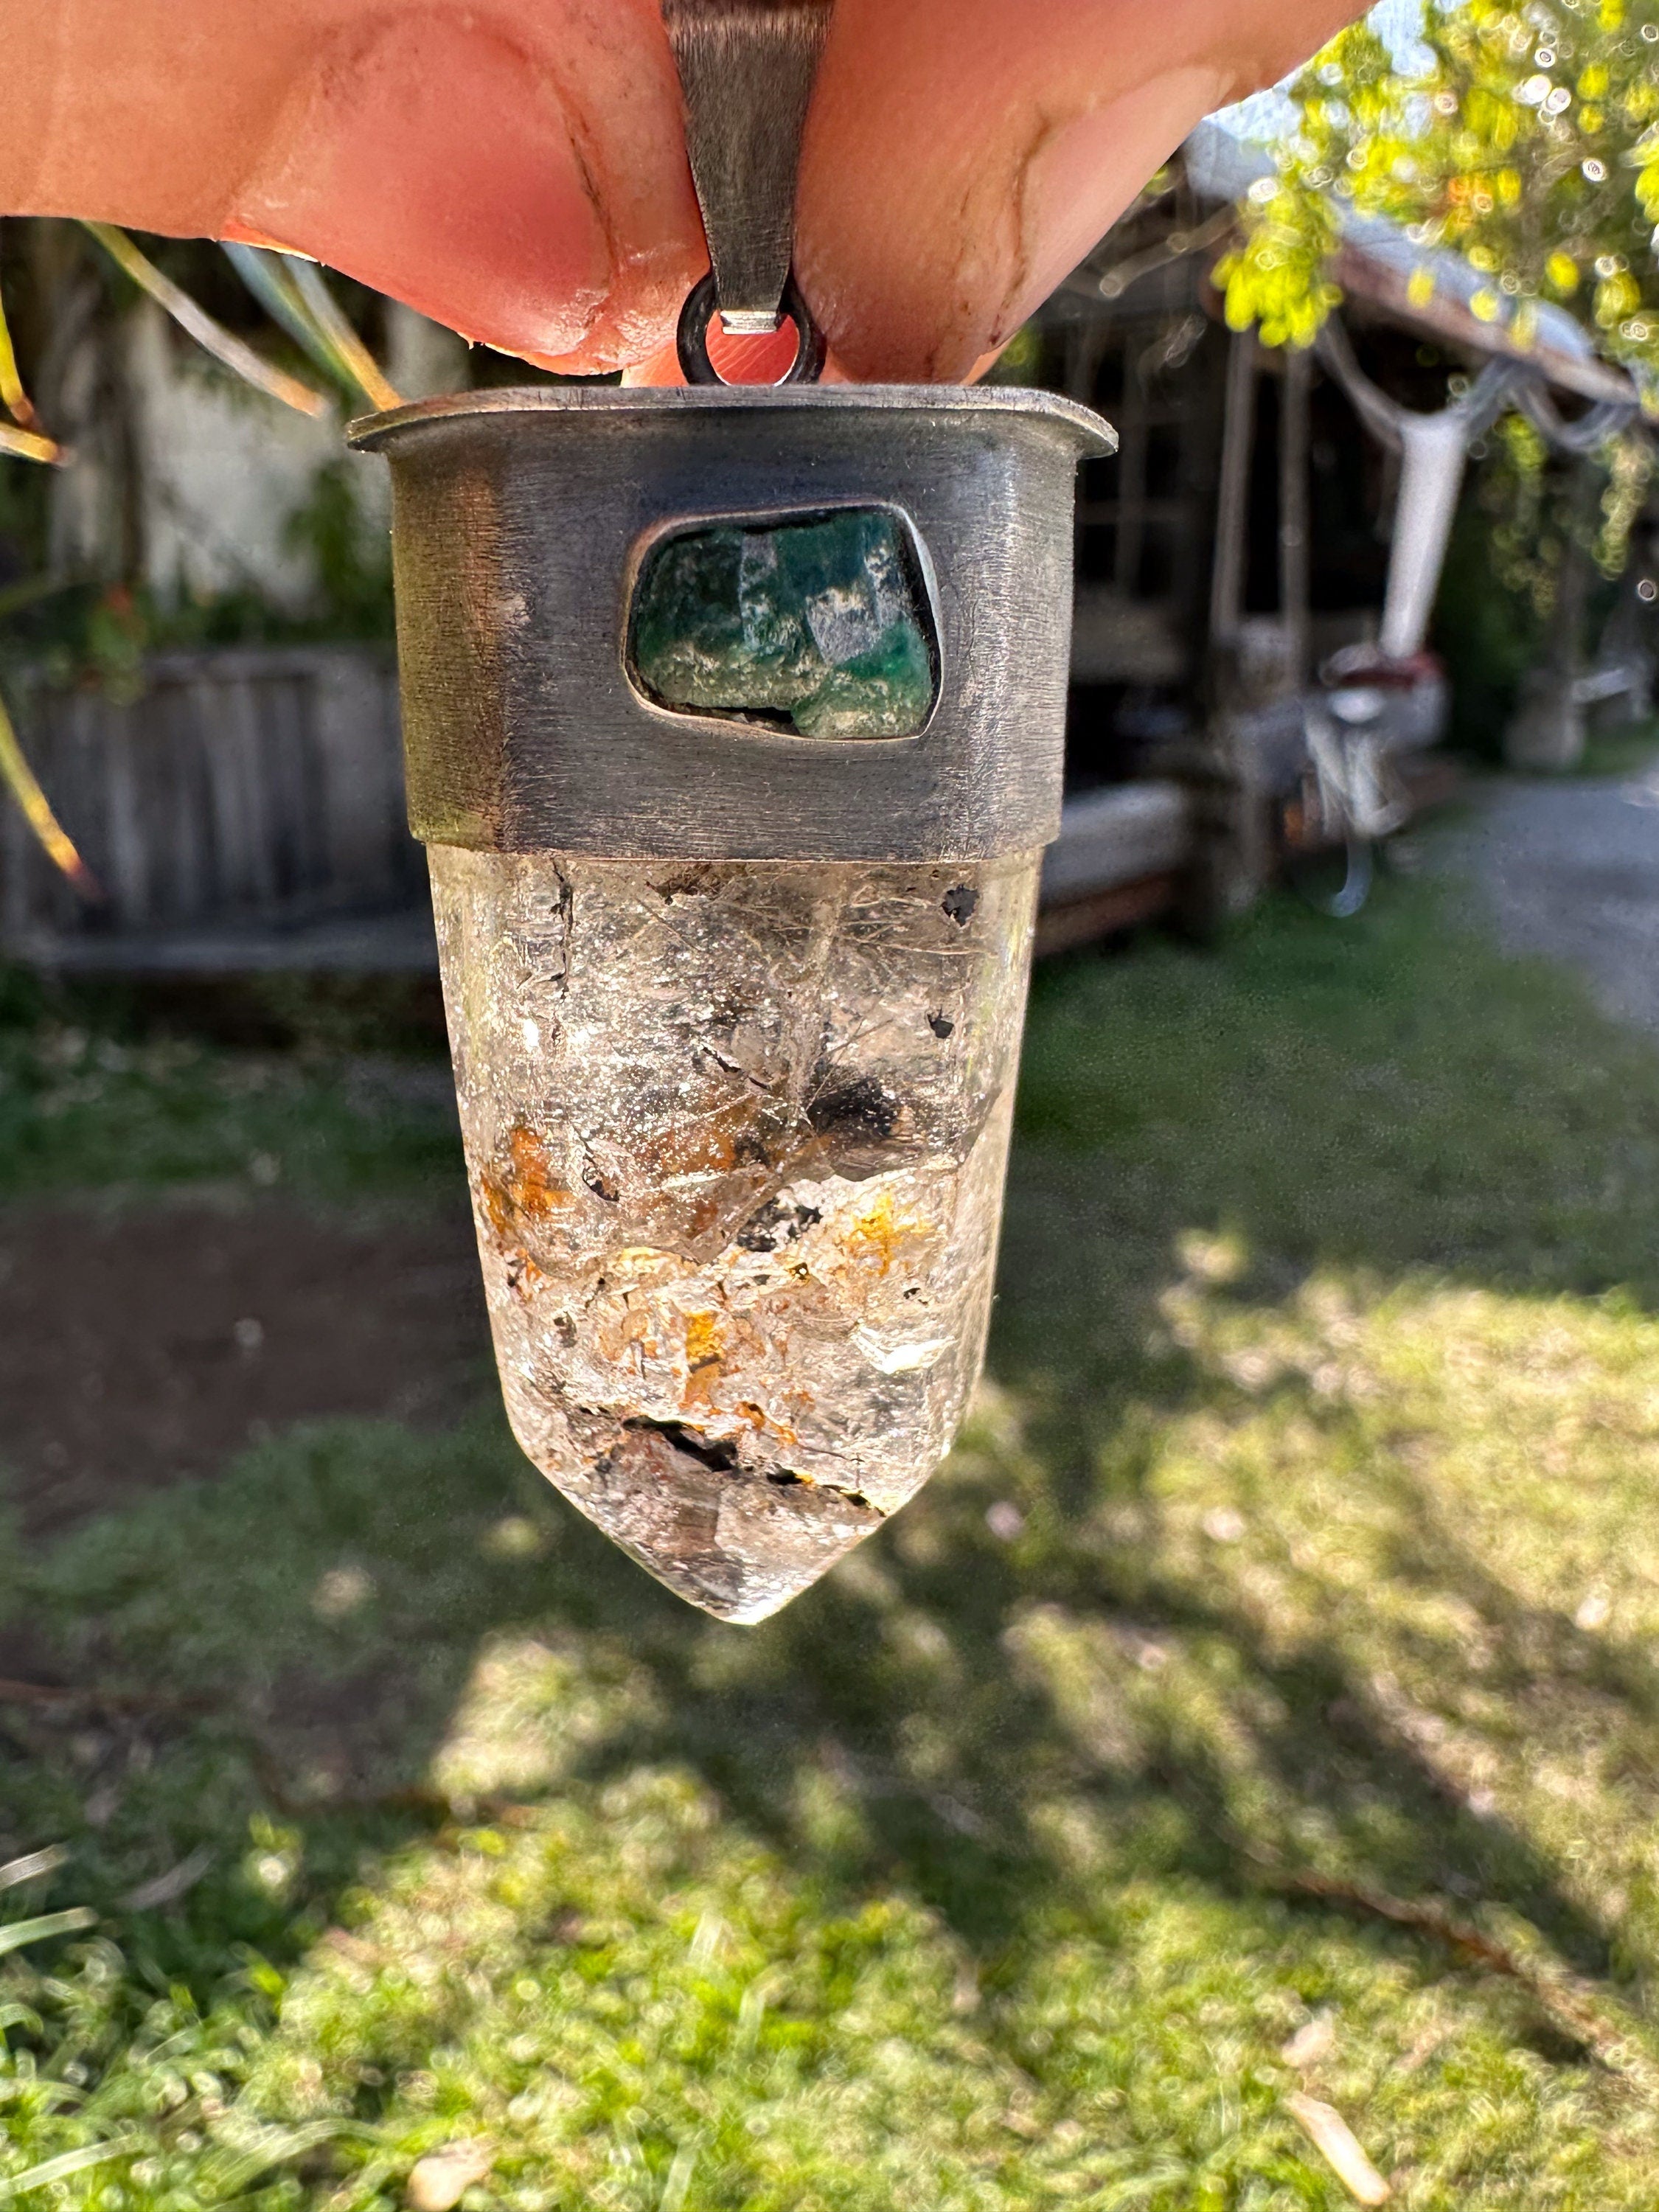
[[630, 508, 936, 739]]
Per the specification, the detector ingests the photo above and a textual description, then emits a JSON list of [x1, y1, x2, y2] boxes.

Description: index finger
[[0, 0, 1360, 380]]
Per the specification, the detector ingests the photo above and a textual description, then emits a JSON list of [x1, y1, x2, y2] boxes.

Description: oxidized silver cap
[[349, 383, 1113, 863]]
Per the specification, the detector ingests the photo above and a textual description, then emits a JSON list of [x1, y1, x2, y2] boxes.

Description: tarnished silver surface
[[349, 386, 1113, 863], [661, 0, 832, 333]]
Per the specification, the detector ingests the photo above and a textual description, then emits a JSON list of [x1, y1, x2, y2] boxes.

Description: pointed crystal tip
[[433, 848, 1040, 1622], [539, 1415, 886, 1623]]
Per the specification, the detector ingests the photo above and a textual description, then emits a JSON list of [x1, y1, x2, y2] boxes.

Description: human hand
[[1, 0, 1360, 383]]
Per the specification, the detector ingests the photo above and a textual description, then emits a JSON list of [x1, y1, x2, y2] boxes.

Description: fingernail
[[1002, 66, 1230, 344], [234, 15, 611, 361]]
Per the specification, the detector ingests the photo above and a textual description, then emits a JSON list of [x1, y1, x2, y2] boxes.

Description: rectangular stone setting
[[628, 506, 939, 739]]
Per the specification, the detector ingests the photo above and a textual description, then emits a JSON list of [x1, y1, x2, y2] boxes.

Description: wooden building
[[0, 125, 1642, 971], [1029, 121, 1641, 945]]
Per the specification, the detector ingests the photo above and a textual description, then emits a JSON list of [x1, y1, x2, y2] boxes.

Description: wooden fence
[[0, 646, 423, 967], [0, 643, 1222, 972]]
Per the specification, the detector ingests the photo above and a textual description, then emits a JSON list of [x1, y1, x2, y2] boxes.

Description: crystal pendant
[[352, 384, 1110, 1617], [431, 846, 1037, 1621]]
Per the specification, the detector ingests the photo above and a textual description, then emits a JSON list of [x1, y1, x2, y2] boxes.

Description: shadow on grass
[[7, 880, 1659, 2039]]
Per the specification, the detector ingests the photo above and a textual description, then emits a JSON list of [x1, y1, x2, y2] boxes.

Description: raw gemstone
[[428, 846, 1040, 1621], [630, 508, 937, 738]]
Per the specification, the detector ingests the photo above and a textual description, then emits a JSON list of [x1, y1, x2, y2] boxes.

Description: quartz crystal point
[[430, 847, 1039, 1621]]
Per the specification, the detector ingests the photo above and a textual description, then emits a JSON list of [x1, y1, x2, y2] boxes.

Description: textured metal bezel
[[350, 384, 1113, 863], [619, 495, 943, 739]]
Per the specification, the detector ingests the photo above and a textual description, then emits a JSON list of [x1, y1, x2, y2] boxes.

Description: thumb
[[796, 0, 1363, 383]]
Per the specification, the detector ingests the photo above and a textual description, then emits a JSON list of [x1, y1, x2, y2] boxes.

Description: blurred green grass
[[7, 880, 1659, 2205], [0, 967, 459, 1204]]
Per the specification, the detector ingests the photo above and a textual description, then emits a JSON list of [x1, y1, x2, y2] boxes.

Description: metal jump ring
[[675, 272, 827, 386]]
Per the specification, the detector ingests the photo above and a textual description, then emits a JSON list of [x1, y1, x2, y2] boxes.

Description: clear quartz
[[429, 846, 1040, 1622]]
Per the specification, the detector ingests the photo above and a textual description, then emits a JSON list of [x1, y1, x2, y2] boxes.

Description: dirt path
[[1439, 759, 1659, 1034], [0, 1197, 491, 1537]]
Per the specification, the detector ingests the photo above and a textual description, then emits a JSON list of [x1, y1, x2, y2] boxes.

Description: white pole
[[1378, 409, 1475, 661]]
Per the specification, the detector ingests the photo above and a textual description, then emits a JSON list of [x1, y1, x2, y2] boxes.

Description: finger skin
[[0, 0, 701, 372], [800, 0, 1365, 380], [0, 0, 1360, 379]]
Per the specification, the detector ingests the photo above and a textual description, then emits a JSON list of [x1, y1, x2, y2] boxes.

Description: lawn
[[7, 874, 1659, 2207]]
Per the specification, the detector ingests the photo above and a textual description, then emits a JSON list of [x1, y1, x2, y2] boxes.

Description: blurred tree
[[1220, 0, 1659, 682], [1220, 0, 1659, 378]]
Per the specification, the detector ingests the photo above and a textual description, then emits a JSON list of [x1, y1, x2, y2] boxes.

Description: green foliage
[[1429, 406, 1641, 740], [0, 568, 392, 702], [1431, 467, 1547, 751], [1593, 409, 1655, 565], [281, 463, 393, 642], [1222, 0, 1659, 386], [1219, 176, 1343, 348], [1218, 0, 1659, 591], [0, 973, 458, 1201], [79, 587, 148, 706], [982, 323, 1046, 386]]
